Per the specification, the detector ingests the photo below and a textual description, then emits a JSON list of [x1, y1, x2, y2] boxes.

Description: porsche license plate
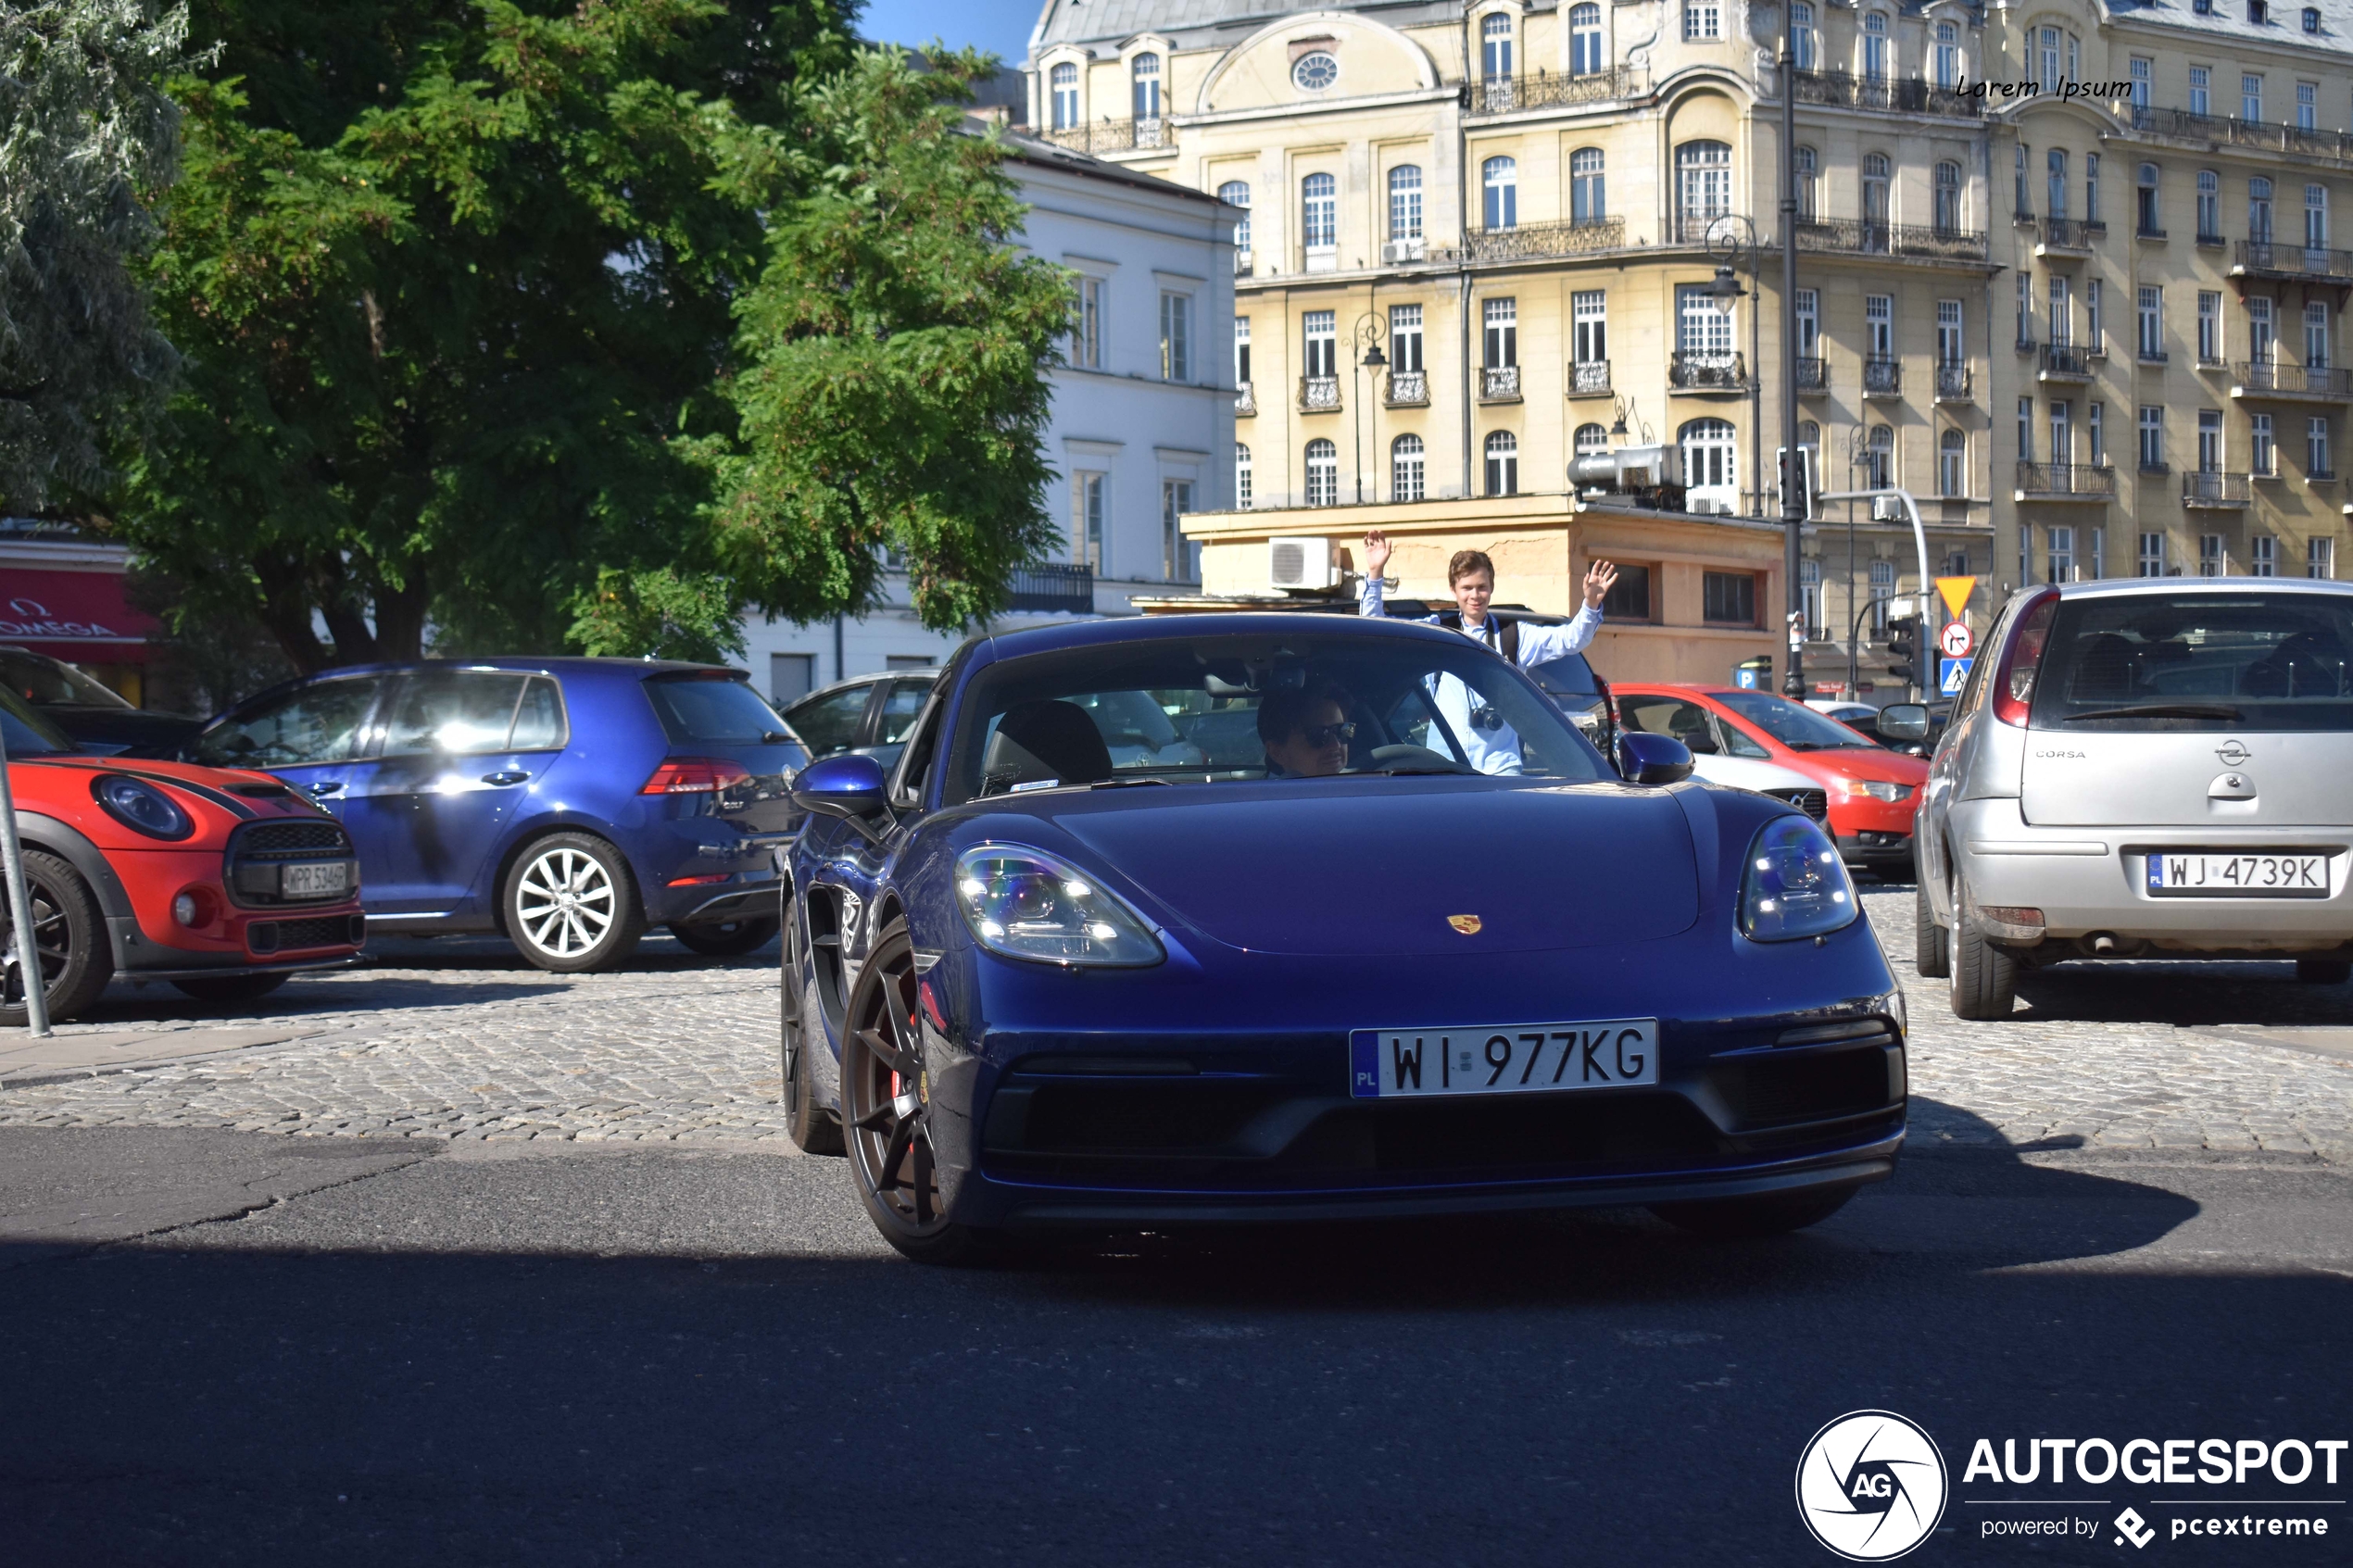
[[281, 860, 350, 897], [1349, 1020, 1660, 1099], [2145, 853, 2328, 897]]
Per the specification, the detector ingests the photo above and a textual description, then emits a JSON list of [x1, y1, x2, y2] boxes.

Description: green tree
[[709, 48, 1071, 634], [0, 0, 203, 513]]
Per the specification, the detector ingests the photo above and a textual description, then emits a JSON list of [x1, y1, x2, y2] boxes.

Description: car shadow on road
[[2009, 960, 2353, 1026], [346, 932, 781, 975]]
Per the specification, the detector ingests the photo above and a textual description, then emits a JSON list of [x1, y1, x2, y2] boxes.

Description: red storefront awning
[[0, 569, 161, 664]]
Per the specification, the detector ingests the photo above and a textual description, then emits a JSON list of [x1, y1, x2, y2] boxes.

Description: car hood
[[1793, 747, 1929, 784], [1023, 778, 1702, 957]]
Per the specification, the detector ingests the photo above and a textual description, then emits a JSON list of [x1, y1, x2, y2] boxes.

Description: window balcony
[[1447, 217, 1626, 264], [1568, 358, 1611, 396], [1794, 356, 1829, 394], [1862, 357, 1902, 396], [1672, 210, 1734, 246], [2039, 344, 2094, 382], [2140, 459, 2172, 476], [1480, 365, 1523, 402], [2183, 470, 2255, 507], [2312, 467, 2339, 482], [1787, 69, 1982, 119], [1383, 370, 1428, 408], [2196, 231, 2225, 248], [1934, 362, 1972, 401], [1041, 118, 1170, 156], [1298, 375, 1341, 412], [1235, 381, 1256, 417], [2137, 223, 2169, 241], [1669, 351, 1750, 393], [2231, 361, 2353, 401], [2125, 102, 2353, 163], [2015, 462, 2117, 500], [1793, 219, 1990, 262], [2138, 348, 2171, 366], [1468, 66, 1645, 116], [2234, 241, 2353, 282], [1007, 563, 1095, 614], [2038, 217, 2101, 255]]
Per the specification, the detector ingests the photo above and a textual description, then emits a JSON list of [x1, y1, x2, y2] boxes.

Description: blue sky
[[857, 0, 1039, 64]]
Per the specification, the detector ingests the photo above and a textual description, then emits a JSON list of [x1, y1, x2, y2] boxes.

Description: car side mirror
[[791, 753, 888, 820], [1877, 704, 1931, 743], [1617, 731, 1694, 785]]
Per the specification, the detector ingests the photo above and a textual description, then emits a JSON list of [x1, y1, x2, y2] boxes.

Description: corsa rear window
[[2030, 592, 2353, 731], [643, 676, 791, 745]]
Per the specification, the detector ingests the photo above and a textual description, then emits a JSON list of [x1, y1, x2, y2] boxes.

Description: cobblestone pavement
[[0, 894, 2347, 1155]]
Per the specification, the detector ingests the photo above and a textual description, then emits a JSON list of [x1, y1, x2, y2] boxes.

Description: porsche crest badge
[[1447, 914, 1482, 935]]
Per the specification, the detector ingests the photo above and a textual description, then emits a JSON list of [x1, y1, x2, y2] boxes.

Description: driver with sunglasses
[[1257, 682, 1357, 778]]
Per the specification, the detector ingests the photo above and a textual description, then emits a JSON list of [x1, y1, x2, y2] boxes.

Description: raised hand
[[1362, 529, 1393, 579], [1583, 558, 1619, 609]]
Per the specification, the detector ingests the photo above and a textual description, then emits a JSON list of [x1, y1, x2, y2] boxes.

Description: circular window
[[1291, 52, 1340, 92]]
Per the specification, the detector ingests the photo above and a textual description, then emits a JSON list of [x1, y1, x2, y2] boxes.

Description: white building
[[740, 128, 1240, 705]]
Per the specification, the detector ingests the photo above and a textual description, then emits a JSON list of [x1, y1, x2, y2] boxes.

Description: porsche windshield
[[941, 630, 1609, 804]]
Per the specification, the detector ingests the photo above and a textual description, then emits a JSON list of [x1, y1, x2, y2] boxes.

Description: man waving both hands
[[1357, 530, 1618, 663]]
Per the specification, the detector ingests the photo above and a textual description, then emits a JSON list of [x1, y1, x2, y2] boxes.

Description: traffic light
[[1886, 617, 1919, 686]]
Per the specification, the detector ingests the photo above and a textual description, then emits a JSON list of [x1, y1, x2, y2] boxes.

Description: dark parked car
[[0, 646, 202, 756], [187, 659, 809, 971], [779, 671, 938, 771]]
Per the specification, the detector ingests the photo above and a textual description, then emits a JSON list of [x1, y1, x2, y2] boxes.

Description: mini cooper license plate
[[281, 860, 350, 897], [1349, 1020, 1660, 1099], [2145, 853, 2329, 897]]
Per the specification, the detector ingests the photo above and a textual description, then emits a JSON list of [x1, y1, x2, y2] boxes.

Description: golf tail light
[[953, 845, 1164, 968], [91, 774, 195, 840], [1740, 816, 1858, 942], [641, 758, 752, 794]]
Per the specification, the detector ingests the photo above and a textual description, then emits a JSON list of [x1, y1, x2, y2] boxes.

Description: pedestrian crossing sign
[[1940, 657, 1972, 696]]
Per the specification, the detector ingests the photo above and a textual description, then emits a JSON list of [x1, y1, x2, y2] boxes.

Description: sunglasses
[[1302, 721, 1357, 746]]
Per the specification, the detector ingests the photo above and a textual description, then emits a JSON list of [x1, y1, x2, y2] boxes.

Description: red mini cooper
[[2, 690, 365, 1025]]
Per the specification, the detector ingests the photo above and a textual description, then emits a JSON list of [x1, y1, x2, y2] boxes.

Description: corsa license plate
[[2145, 852, 2329, 897], [281, 860, 351, 897], [1350, 1020, 1660, 1099]]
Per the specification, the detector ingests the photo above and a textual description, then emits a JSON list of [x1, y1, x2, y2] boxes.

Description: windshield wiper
[[2063, 702, 2246, 722], [1087, 776, 1172, 789]]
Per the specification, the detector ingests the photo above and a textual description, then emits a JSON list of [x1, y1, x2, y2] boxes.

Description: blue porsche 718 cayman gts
[[780, 614, 1907, 1263]]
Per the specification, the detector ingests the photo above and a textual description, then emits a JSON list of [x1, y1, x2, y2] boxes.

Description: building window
[[1481, 11, 1513, 78], [1940, 430, 1966, 496], [1292, 51, 1339, 92], [2090, 401, 2107, 466], [2140, 406, 2164, 470], [1703, 569, 1757, 625], [1677, 282, 1732, 356], [1302, 309, 1336, 379], [1937, 298, 1962, 364], [1795, 146, 1819, 222], [2311, 536, 2336, 577], [2196, 169, 2220, 240], [1051, 62, 1078, 130], [2253, 534, 2277, 576], [1235, 443, 1252, 509], [2049, 274, 2072, 347], [2138, 163, 2161, 234], [1684, 0, 1720, 41], [2199, 408, 2224, 471], [2309, 416, 2332, 476], [1234, 316, 1251, 386], [1304, 439, 1338, 507], [2139, 532, 2166, 576], [1867, 422, 1894, 488], [1793, 2, 1817, 69], [1676, 140, 1730, 242], [2307, 6, 2323, 32], [2086, 154, 2101, 224], [1862, 11, 1889, 82], [2254, 412, 2277, 474], [1159, 292, 1191, 383], [1800, 558, 1822, 638], [1482, 156, 1517, 230], [1162, 479, 1195, 581], [2198, 292, 2222, 362], [1570, 3, 1604, 74], [1575, 422, 1609, 457], [1132, 52, 1161, 121], [1934, 21, 1958, 89], [2017, 272, 2032, 346], [1866, 294, 1893, 358], [2048, 526, 2076, 584], [2051, 398, 2072, 463], [1219, 182, 1252, 258], [2245, 73, 2264, 124], [2131, 57, 2152, 110], [2087, 279, 2105, 351], [1389, 304, 1423, 373], [2038, 26, 2060, 91], [2047, 148, 2069, 221], [2016, 144, 2031, 218], [1388, 165, 1423, 240], [1933, 161, 1960, 234], [2300, 82, 2320, 130], [2309, 301, 2332, 369], [1570, 148, 1606, 224], [1073, 471, 1106, 568], [1680, 417, 1737, 501], [2138, 287, 2162, 358], [1863, 153, 1891, 235], [2190, 66, 2210, 118], [1302, 172, 1337, 263], [2308, 183, 2330, 249], [1391, 433, 1425, 501], [1484, 431, 1519, 496], [2252, 175, 2275, 244], [2018, 396, 2034, 463], [1797, 289, 1820, 358], [1573, 290, 1606, 366], [2251, 296, 2276, 365], [1484, 297, 1519, 373], [2200, 533, 2225, 575], [1073, 276, 1102, 369]]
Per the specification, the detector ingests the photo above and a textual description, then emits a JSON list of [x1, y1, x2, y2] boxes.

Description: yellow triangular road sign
[[1935, 574, 1976, 621]]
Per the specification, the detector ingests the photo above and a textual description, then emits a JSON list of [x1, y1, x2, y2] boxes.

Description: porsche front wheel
[[841, 918, 995, 1264]]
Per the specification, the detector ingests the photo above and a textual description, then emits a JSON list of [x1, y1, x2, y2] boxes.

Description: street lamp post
[[1351, 310, 1388, 506]]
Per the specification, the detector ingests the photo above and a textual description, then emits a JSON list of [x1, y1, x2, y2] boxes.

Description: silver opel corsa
[[1906, 578, 2353, 1019]]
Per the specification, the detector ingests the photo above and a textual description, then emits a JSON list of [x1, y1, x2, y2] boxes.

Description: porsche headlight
[[1739, 816, 1857, 942], [91, 774, 195, 841], [953, 845, 1164, 967]]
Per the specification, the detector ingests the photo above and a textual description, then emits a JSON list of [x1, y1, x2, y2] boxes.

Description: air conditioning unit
[[1269, 535, 1336, 590], [1380, 238, 1428, 266], [1871, 495, 1907, 522], [1689, 496, 1732, 517]]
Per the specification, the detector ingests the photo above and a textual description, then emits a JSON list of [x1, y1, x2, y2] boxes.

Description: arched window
[[1302, 172, 1337, 261], [1680, 418, 1737, 502], [2252, 176, 2275, 244], [1863, 152, 1891, 245], [1940, 430, 1967, 498], [1218, 181, 1252, 257], [2308, 183, 2330, 249], [1574, 422, 1609, 455], [1483, 431, 1519, 496], [1570, 148, 1606, 224], [2046, 148, 2069, 221], [1304, 439, 1338, 508], [1867, 423, 1895, 489], [1235, 443, 1252, 509], [1481, 12, 1514, 79], [1051, 62, 1078, 131], [1676, 140, 1730, 243], [1482, 156, 1518, 230], [1933, 20, 1959, 89], [1795, 146, 1818, 222], [1570, 4, 1604, 75], [1862, 11, 1890, 83], [1391, 434, 1426, 502], [1131, 53, 1161, 121], [1389, 165, 1423, 241], [1792, 2, 1817, 71], [2196, 169, 2220, 241], [1934, 161, 1962, 236]]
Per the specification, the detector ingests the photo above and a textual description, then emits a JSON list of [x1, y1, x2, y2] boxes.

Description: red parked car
[[1612, 684, 1931, 879], [1, 690, 364, 1025]]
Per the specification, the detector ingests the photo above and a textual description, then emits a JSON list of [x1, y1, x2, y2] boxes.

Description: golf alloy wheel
[[503, 834, 643, 972]]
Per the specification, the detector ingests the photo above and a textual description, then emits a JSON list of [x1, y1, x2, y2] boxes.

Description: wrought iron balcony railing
[[1569, 359, 1611, 395], [1934, 362, 1972, 399], [2236, 241, 2353, 281], [1298, 375, 1341, 412], [2182, 470, 2255, 505], [1793, 219, 1989, 261], [2233, 361, 2353, 397], [1863, 357, 1902, 395], [2016, 461, 2118, 497], [1006, 563, 1095, 614], [1041, 117, 1170, 156], [1468, 67, 1645, 115], [1446, 217, 1626, 263], [1383, 370, 1428, 408], [1480, 365, 1523, 401], [1794, 357, 1828, 392], [1670, 350, 1750, 391], [1673, 209, 1734, 246], [2042, 217, 2101, 250], [2125, 102, 2353, 163], [2041, 344, 2093, 378], [1788, 69, 1982, 119]]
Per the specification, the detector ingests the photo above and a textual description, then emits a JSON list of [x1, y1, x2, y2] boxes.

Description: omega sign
[[0, 596, 120, 643]]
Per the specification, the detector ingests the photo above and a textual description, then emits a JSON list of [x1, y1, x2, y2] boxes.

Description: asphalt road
[[1, 1117, 2347, 1566]]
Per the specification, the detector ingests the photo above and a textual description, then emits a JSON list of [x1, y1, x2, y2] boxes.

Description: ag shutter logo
[[1796, 1410, 1950, 1562]]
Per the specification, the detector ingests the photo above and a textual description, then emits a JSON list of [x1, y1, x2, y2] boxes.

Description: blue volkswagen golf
[[188, 659, 808, 971], [779, 614, 1907, 1263]]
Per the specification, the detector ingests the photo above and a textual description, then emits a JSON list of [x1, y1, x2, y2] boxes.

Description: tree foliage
[[0, 0, 204, 512]]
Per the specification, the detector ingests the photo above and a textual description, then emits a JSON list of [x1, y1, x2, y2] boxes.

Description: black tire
[[501, 833, 645, 972], [2296, 958, 2352, 985], [170, 972, 291, 1006], [670, 917, 780, 958], [1915, 872, 1950, 979], [841, 917, 1000, 1264], [1652, 1185, 1856, 1238], [780, 901, 843, 1156], [0, 850, 112, 1027], [1948, 875, 2020, 1021]]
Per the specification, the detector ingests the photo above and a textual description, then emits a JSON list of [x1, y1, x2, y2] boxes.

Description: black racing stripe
[[28, 759, 259, 820]]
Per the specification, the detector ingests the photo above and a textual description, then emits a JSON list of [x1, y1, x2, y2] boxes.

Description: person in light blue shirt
[[1357, 532, 1618, 774]]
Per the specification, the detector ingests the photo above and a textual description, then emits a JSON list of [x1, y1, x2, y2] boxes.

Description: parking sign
[[1940, 657, 1972, 695]]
